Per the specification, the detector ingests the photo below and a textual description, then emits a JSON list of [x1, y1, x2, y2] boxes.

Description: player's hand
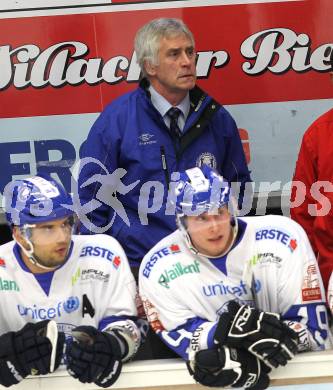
[[66, 326, 123, 388], [0, 320, 65, 387], [215, 301, 298, 369], [187, 345, 270, 389]]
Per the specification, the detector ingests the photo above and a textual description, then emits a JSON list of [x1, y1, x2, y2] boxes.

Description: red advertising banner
[[0, 0, 332, 119]]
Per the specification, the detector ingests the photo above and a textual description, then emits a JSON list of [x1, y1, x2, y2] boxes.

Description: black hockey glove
[[215, 301, 298, 369], [187, 346, 270, 389], [66, 326, 123, 388], [0, 320, 65, 387]]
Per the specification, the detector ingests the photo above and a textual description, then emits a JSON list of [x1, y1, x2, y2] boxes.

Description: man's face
[[186, 206, 233, 257], [19, 216, 73, 268], [147, 33, 196, 102]]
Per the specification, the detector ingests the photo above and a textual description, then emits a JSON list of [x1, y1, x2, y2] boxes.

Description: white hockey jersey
[[139, 215, 332, 360], [0, 234, 141, 345], [327, 273, 333, 315]]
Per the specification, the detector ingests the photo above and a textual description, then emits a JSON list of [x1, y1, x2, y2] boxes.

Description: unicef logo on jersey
[[63, 296, 80, 313], [202, 279, 261, 298], [17, 296, 80, 320]]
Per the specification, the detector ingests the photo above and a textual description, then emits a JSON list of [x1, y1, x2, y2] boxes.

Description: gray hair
[[134, 18, 195, 78]]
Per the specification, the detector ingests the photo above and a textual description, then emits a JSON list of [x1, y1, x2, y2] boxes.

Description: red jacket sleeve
[[290, 127, 318, 255], [290, 112, 333, 290]]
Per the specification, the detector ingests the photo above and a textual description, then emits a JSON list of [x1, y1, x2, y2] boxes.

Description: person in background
[[139, 165, 331, 389], [77, 17, 251, 272], [0, 174, 144, 388], [290, 71, 333, 292]]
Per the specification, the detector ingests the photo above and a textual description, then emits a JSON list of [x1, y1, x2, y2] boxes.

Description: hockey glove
[[66, 326, 123, 388], [187, 345, 270, 389], [0, 320, 65, 387], [215, 301, 298, 369]]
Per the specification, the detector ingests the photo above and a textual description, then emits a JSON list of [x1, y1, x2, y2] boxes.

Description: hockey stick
[[45, 320, 59, 373]]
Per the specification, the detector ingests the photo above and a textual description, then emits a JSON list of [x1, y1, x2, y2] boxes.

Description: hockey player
[[139, 165, 332, 389], [0, 174, 143, 388]]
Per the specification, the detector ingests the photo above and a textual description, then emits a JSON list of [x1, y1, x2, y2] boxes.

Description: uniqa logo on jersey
[[17, 296, 80, 320]]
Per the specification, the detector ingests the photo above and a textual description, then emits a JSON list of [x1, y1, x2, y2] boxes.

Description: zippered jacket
[[291, 108, 333, 291], [78, 81, 251, 265]]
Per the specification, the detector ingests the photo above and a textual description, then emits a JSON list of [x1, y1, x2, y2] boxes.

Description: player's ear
[[12, 226, 20, 241], [144, 60, 157, 76], [12, 227, 29, 249]]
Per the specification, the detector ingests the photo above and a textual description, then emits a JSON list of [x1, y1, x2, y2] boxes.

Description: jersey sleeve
[[253, 218, 331, 351], [327, 271, 333, 315], [139, 260, 217, 360], [92, 236, 143, 360]]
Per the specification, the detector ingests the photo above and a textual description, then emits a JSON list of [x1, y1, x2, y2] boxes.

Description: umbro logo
[[139, 133, 156, 145]]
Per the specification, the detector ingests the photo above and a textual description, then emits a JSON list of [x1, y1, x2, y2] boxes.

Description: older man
[[78, 18, 251, 270]]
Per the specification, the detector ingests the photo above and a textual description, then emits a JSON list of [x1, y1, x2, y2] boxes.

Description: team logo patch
[[302, 264, 322, 302], [196, 152, 217, 169], [302, 287, 321, 301], [139, 133, 156, 145], [142, 298, 164, 332], [0, 258, 6, 268]]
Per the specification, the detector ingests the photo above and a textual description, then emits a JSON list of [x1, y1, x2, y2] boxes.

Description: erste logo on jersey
[[80, 245, 121, 269], [17, 296, 80, 320], [255, 227, 298, 252], [143, 244, 181, 278]]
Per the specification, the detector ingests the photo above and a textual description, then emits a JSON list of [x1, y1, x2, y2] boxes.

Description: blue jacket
[[78, 81, 251, 266]]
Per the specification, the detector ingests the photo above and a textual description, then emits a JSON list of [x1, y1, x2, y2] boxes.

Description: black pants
[[134, 328, 179, 360]]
